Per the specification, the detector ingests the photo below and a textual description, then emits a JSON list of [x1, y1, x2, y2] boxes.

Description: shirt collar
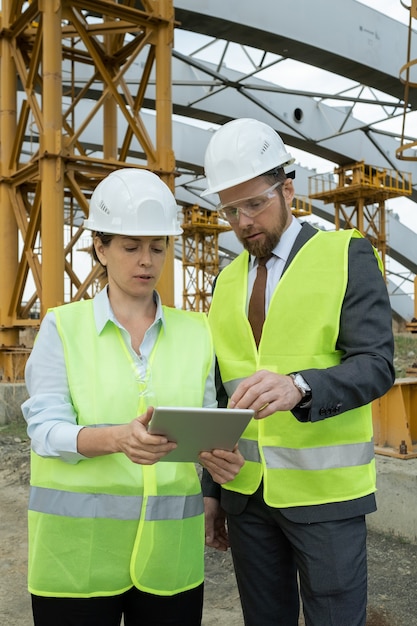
[[250, 216, 302, 268], [272, 216, 302, 262], [93, 286, 165, 334]]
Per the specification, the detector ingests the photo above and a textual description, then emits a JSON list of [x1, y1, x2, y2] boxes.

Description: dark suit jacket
[[202, 222, 395, 523]]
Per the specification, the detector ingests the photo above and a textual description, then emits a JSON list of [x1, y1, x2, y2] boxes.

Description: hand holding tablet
[[148, 406, 254, 462]]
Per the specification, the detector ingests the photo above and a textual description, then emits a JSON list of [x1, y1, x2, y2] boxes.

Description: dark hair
[[261, 167, 295, 206], [262, 167, 295, 185], [92, 232, 114, 266]]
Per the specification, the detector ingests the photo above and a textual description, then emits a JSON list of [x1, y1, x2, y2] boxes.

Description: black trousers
[[226, 491, 368, 626], [31, 584, 204, 626]]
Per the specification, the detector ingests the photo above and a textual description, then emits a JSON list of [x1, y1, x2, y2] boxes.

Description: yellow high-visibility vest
[[208, 229, 378, 508], [28, 301, 213, 597]]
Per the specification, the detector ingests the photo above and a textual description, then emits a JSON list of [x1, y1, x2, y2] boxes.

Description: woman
[[22, 168, 244, 626]]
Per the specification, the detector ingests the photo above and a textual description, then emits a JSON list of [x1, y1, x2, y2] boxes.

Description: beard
[[238, 210, 289, 257], [241, 230, 280, 257]]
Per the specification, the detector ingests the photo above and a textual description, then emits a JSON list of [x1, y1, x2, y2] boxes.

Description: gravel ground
[[1, 433, 416, 626]]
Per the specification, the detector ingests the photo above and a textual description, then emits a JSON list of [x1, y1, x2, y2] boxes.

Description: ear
[[93, 236, 107, 266], [282, 178, 295, 206]]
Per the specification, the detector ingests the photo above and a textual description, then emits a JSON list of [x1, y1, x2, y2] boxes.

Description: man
[[198, 118, 395, 626]]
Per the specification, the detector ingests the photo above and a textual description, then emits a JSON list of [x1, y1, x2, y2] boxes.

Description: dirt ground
[[1, 433, 417, 626]]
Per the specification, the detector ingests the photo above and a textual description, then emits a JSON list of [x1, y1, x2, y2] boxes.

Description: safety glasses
[[216, 181, 283, 223]]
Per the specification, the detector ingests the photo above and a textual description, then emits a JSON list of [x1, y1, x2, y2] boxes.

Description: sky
[[358, 0, 409, 23]]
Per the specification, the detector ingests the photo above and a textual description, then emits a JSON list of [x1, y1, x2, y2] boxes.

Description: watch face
[[293, 374, 310, 395]]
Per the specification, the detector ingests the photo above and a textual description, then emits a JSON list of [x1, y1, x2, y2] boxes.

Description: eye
[[224, 207, 239, 218], [247, 196, 265, 209], [125, 246, 138, 252], [151, 247, 165, 254]]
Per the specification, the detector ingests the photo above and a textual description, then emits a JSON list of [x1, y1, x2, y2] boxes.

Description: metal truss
[[0, 0, 175, 380]]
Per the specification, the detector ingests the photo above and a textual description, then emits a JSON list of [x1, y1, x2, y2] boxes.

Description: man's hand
[[204, 497, 229, 551], [229, 370, 303, 418], [199, 445, 244, 484]]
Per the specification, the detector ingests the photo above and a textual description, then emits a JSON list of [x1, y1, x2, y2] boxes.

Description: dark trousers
[[31, 584, 204, 626], [226, 491, 367, 626]]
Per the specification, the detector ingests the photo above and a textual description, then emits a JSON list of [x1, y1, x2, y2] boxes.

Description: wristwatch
[[289, 373, 312, 405]]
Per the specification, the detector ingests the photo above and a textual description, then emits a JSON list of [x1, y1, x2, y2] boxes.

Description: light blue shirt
[[22, 288, 217, 463]]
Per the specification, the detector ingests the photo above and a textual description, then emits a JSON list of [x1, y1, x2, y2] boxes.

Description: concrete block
[[369, 455, 417, 543], [0, 383, 29, 426]]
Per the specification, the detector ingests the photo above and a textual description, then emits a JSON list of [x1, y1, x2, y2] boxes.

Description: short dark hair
[[262, 167, 295, 185]]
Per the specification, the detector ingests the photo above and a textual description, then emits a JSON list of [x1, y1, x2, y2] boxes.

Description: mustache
[[240, 226, 257, 236]]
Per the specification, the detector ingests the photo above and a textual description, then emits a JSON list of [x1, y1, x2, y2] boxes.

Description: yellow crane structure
[[309, 161, 412, 272], [0, 0, 176, 381], [181, 206, 231, 312], [291, 195, 312, 220]]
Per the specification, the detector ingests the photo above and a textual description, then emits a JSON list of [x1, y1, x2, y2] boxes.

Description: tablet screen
[[149, 406, 254, 462]]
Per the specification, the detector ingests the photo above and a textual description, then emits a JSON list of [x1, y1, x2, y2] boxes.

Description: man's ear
[[282, 178, 295, 204]]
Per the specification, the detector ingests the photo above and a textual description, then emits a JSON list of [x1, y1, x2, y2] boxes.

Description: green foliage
[[394, 333, 417, 379], [0, 420, 28, 441]]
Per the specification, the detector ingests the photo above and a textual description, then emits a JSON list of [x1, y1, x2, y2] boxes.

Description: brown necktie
[[248, 255, 272, 347]]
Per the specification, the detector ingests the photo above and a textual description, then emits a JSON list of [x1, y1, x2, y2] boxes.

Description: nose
[[138, 246, 152, 266], [237, 209, 254, 227]]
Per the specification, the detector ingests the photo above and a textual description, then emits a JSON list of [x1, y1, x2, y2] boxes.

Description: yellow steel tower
[[0, 0, 176, 381], [181, 206, 231, 312], [309, 161, 412, 271]]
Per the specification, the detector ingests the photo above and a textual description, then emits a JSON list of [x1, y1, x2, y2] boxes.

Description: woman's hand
[[199, 445, 244, 484], [77, 406, 177, 464], [116, 407, 177, 464]]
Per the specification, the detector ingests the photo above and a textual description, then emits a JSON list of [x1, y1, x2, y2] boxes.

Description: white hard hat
[[84, 168, 183, 236], [201, 118, 295, 197]]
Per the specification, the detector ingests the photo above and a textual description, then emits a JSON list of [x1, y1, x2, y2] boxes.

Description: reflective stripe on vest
[[209, 228, 378, 508], [263, 441, 374, 470], [29, 487, 203, 521], [28, 301, 213, 598], [238, 438, 261, 463]]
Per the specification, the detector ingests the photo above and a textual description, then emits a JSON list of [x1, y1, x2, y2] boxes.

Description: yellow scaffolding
[[309, 161, 412, 270], [292, 195, 312, 219], [181, 206, 231, 312], [0, 0, 176, 381]]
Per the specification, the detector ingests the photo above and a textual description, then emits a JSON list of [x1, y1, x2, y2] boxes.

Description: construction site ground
[[1, 428, 417, 626]]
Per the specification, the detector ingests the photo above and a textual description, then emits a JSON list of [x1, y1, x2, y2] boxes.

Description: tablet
[[148, 406, 254, 463]]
